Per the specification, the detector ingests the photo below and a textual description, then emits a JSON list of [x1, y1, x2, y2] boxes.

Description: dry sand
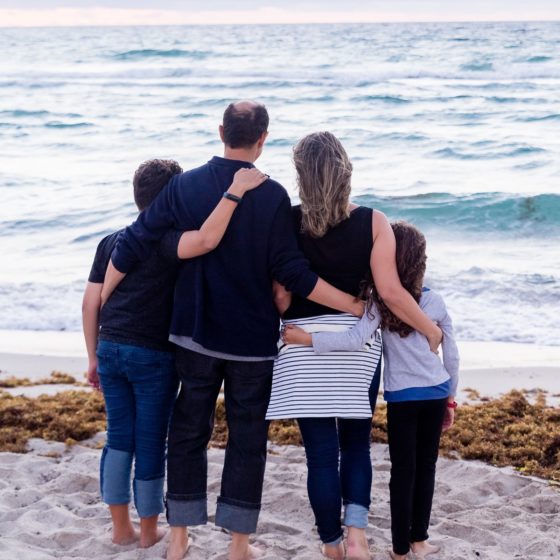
[[0, 438, 559, 560]]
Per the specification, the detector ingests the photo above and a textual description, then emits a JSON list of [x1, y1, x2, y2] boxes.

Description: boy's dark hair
[[361, 221, 427, 338], [133, 159, 183, 211], [222, 102, 269, 149]]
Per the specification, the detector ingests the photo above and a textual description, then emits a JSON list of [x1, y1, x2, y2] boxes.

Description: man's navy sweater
[[112, 156, 319, 358]]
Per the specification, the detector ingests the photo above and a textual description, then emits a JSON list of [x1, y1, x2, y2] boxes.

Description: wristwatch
[[223, 192, 242, 203]]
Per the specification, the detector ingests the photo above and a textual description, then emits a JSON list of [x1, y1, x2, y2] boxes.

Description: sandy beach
[[1, 330, 559, 559], [0, 439, 559, 560]]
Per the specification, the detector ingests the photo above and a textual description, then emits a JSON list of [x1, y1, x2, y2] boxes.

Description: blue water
[[0, 22, 559, 344]]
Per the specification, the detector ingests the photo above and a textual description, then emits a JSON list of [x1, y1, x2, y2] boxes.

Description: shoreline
[[1, 329, 559, 403], [1, 328, 559, 366]]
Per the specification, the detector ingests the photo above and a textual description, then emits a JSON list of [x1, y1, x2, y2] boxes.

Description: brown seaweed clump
[[439, 390, 560, 482], [0, 390, 105, 453], [0, 371, 79, 388]]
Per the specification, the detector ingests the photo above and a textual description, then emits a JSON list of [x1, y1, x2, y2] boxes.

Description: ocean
[[0, 22, 558, 345]]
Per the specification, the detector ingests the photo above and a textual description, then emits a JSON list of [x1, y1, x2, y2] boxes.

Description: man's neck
[[223, 147, 257, 163]]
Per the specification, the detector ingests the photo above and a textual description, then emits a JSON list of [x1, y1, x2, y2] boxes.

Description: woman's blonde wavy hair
[[293, 131, 352, 238]]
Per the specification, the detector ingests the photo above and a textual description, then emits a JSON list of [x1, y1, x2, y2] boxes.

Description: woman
[[266, 132, 441, 560]]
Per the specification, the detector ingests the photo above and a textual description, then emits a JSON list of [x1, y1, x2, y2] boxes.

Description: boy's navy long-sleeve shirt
[[112, 156, 319, 358]]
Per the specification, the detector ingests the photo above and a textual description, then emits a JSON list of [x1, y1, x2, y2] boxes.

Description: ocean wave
[[460, 62, 494, 72], [44, 121, 93, 129], [72, 229, 116, 243], [112, 48, 211, 60], [0, 207, 130, 236], [353, 192, 560, 234], [179, 112, 207, 119], [514, 114, 560, 122], [0, 109, 50, 118], [428, 267, 560, 345], [350, 94, 410, 104], [513, 160, 551, 170], [430, 144, 546, 160], [366, 132, 428, 142], [526, 55, 553, 63], [0, 281, 83, 332], [3, 63, 560, 88]]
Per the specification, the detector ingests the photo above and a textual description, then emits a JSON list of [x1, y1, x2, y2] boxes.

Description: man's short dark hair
[[133, 159, 183, 211], [222, 102, 269, 149]]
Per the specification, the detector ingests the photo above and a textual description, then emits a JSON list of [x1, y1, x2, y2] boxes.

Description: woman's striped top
[[266, 314, 382, 420]]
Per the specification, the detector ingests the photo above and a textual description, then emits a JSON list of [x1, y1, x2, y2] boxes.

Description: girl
[[283, 221, 459, 560]]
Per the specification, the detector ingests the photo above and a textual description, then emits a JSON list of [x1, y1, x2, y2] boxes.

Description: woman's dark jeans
[[387, 398, 447, 555], [166, 347, 274, 535], [96, 340, 178, 518], [297, 361, 381, 544]]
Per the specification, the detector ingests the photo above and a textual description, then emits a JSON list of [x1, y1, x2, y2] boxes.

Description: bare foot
[[109, 504, 138, 546], [140, 527, 166, 548], [321, 542, 345, 560], [246, 544, 264, 559], [388, 551, 407, 560], [346, 527, 370, 560], [410, 540, 440, 558], [229, 543, 263, 560], [112, 525, 138, 546], [166, 527, 189, 560]]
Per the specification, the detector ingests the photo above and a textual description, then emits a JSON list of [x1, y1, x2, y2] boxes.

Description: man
[[105, 101, 362, 560]]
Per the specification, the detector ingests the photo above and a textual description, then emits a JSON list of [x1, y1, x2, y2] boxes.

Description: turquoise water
[[0, 22, 558, 344]]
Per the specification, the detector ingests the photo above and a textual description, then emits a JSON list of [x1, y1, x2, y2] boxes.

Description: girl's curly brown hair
[[360, 221, 427, 338]]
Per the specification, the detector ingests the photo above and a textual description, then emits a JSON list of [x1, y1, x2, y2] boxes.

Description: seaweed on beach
[[0, 390, 105, 453], [440, 390, 560, 482], [368, 391, 560, 482], [0, 389, 559, 482], [0, 371, 79, 388]]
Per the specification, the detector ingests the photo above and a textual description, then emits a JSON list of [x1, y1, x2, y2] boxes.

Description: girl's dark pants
[[387, 397, 447, 555]]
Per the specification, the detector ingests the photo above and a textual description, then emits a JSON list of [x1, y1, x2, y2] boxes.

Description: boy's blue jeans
[[97, 340, 178, 518]]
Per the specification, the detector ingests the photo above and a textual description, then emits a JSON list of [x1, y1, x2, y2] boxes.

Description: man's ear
[[219, 124, 225, 143], [257, 130, 269, 148]]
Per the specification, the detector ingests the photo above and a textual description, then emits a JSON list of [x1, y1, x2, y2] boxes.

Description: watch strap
[[223, 191, 242, 203]]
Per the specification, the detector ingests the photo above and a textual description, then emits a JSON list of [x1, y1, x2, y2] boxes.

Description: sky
[[0, 0, 559, 26]]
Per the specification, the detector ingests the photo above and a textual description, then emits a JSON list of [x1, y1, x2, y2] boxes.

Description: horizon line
[[1, 18, 560, 29]]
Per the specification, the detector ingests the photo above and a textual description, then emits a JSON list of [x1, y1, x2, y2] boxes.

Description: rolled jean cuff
[[100, 447, 133, 505], [134, 477, 165, 518], [344, 503, 369, 529], [215, 498, 260, 534], [166, 494, 208, 527]]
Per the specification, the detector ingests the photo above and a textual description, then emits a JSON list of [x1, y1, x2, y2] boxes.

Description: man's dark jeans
[[166, 347, 273, 534]]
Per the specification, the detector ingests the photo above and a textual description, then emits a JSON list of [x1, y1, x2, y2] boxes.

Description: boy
[[82, 160, 267, 549]]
